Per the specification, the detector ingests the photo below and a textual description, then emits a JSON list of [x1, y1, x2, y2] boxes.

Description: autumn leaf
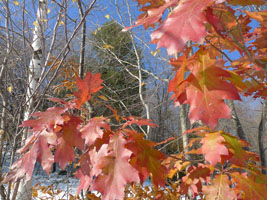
[[126, 0, 227, 54], [74, 71, 103, 109], [3, 131, 55, 183], [190, 131, 229, 166], [105, 14, 110, 19], [231, 172, 267, 199], [169, 50, 240, 128], [21, 106, 67, 132], [105, 105, 120, 122], [151, 0, 226, 54], [55, 115, 84, 169], [203, 174, 237, 200], [134, 0, 165, 7], [13, 1, 20, 6], [179, 164, 211, 198], [76, 145, 109, 194], [125, 130, 166, 186], [48, 97, 76, 109], [33, 21, 38, 27], [7, 86, 12, 93], [123, 0, 177, 31], [75, 169, 91, 195], [79, 152, 91, 176], [168, 55, 188, 105], [164, 157, 190, 179], [80, 117, 110, 147], [203, 174, 236, 200], [55, 138, 76, 170], [244, 10, 267, 23], [205, 7, 226, 38], [227, 0, 265, 6], [122, 116, 158, 129], [103, 44, 114, 49], [222, 132, 259, 167], [151, 49, 160, 56], [90, 133, 139, 200]]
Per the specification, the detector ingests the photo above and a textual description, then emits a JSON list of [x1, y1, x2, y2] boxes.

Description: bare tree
[[0, 0, 97, 199]]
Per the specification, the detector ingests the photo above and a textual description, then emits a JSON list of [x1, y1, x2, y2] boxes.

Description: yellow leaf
[[0, 130, 4, 135], [7, 86, 12, 93], [93, 30, 97, 35], [40, 19, 48, 22], [151, 49, 160, 56], [47, 8, 50, 14], [33, 21, 38, 27], [103, 44, 114, 49], [59, 21, 64, 25], [105, 14, 110, 19], [98, 95, 108, 101], [72, 0, 76, 3], [168, 168, 178, 179], [32, 190, 38, 197], [13, 1, 19, 6]]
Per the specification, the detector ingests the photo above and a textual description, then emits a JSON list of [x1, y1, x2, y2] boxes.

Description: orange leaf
[[74, 71, 103, 109], [203, 174, 236, 200]]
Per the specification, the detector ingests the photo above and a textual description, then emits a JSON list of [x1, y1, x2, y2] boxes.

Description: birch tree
[[15, 1, 48, 199]]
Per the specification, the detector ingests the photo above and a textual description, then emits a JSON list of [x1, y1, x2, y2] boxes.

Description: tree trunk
[[16, 1, 47, 199], [226, 100, 247, 142], [259, 100, 267, 175], [180, 104, 191, 159], [0, 2, 12, 198]]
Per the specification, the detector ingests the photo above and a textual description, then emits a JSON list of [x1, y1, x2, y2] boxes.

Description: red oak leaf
[[222, 132, 259, 167], [168, 55, 188, 105], [75, 152, 93, 194], [186, 86, 238, 128], [122, 116, 158, 129], [123, 0, 178, 31], [105, 105, 120, 122], [93, 129, 113, 151], [79, 152, 91, 176], [21, 106, 67, 132], [126, 0, 225, 54], [205, 7, 226, 38], [203, 174, 236, 200], [195, 132, 229, 166], [90, 133, 139, 200], [55, 115, 84, 169], [3, 131, 55, 183], [75, 169, 92, 195], [74, 71, 103, 109], [231, 172, 267, 199], [179, 164, 211, 198], [76, 144, 109, 194], [150, 0, 224, 55], [48, 97, 76, 109], [169, 50, 240, 128], [125, 130, 166, 186], [80, 117, 110, 147], [36, 131, 57, 174], [55, 137, 75, 169]]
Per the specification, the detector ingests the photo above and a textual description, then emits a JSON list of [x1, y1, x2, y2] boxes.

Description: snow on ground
[[32, 173, 80, 199]]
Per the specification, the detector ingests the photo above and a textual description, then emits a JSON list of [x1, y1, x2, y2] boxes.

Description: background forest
[[0, 0, 266, 199]]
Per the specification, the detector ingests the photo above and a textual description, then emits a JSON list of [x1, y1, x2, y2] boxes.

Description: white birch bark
[[16, 1, 47, 199]]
